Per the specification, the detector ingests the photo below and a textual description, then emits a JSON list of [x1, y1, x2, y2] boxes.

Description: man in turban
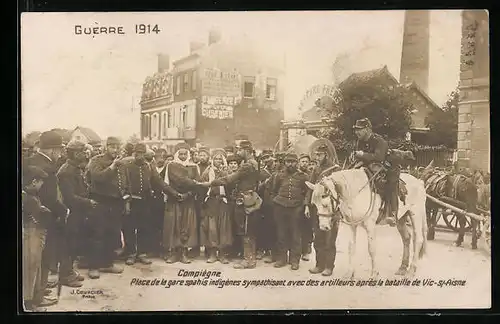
[[163, 142, 203, 264]]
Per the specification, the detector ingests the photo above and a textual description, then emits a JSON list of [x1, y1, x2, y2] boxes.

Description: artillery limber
[[422, 167, 490, 252]]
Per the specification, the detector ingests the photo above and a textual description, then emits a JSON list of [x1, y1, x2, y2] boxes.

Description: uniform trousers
[[273, 204, 303, 265], [257, 204, 276, 252], [87, 195, 123, 268], [234, 205, 259, 265], [123, 199, 152, 257], [150, 196, 165, 254], [313, 218, 340, 270], [301, 210, 313, 254], [385, 167, 401, 216], [59, 211, 87, 278]]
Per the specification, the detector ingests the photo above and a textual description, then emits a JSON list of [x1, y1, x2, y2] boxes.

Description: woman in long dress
[[162, 143, 201, 264], [199, 149, 233, 264]]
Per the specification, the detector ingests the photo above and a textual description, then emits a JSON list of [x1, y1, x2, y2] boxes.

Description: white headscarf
[[164, 148, 200, 185], [205, 152, 228, 202]]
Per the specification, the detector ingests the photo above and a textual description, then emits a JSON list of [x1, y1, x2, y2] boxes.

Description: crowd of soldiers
[[21, 129, 344, 311]]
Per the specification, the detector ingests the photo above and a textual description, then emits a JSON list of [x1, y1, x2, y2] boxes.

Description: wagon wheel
[[443, 212, 472, 233]]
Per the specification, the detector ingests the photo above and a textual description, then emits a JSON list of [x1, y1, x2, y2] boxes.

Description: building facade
[[140, 31, 285, 151], [457, 10, 489, 172]]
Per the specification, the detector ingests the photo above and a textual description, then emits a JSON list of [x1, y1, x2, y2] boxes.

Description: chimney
[[189, 41, 205, 54], [208, 29, 221, 45], [157, 54, 170, 73], [399, 10, 430, 93]]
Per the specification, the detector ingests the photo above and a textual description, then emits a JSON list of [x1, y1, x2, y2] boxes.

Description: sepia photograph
[[20, 10, 490, 312]]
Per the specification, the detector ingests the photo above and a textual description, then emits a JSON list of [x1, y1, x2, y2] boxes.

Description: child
[[22, 165, 57, 311]]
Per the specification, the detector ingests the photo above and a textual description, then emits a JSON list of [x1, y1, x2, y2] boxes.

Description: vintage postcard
[[20, 10, 490, 312]]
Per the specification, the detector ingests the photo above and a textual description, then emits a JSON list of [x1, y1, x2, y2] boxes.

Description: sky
[[21, 10, 463, 138]]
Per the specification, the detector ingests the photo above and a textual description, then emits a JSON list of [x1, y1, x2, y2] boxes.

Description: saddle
[[362, 165, 408, 205]]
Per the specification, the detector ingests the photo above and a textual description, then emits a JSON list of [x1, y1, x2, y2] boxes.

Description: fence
[[336, 148, 454, 168]]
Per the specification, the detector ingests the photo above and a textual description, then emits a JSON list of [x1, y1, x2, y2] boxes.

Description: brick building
[[140, 30, 285, 151]]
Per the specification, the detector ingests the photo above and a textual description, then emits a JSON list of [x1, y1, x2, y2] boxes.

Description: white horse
[[305, 169, 428, 278]]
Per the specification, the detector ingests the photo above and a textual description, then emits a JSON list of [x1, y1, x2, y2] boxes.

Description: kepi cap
[[353, 118, 372, 129]]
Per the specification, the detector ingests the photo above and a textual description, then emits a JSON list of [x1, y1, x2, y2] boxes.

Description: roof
[[339, 65, 399, 88], [172, 53, 200, 66], [402, 81, 440, 111], [72, 126, 102, 144]]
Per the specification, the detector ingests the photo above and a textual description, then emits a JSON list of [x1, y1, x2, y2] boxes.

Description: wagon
[[425, 194, 490, 253]]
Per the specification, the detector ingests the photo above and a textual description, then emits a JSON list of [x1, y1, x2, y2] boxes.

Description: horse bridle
[[317, 179, 340, 218]]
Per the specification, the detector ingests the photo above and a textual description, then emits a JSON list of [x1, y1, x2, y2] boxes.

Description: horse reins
[[319, 172, 377, 226]]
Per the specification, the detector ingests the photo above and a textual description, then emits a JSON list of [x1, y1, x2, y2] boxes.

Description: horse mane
[[322, 169, 368, 200]]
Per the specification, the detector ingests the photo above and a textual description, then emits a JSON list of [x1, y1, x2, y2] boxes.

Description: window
[[243, 76, 255, 98], [142, 114, 150, 139], [151, 113, 159, 139], [161, 112, 167, 138], [183, 73, 189, 93], [175, 76, 181, 95], [191, 70, 197, 91], [266, 78, 277, 100], [167, 110, 173, 128], [180, 105, 188, 128]]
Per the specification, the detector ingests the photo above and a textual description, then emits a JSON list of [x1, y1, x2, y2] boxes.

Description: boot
[[125, 256, 136, 265], [100, 264, 124, 274], [290, 262, 300, 270], [206, 248, 217, 263], [309, 265, 325, 274], [274, 259, 287, 268], [165, 249, 179, 264], [136, 254, 152, 265], [321, 268, 333, 276], [60, 275, 83, 288], [233, 236, 256, 269], [88, 269, 100, 279], [180, 248, 191, 264], [256, 250, 264, 260], [218, 249, 229, 264], [188, 247, 200, 259], [263, 250, 273, 263], [36, 296, 58, 307]]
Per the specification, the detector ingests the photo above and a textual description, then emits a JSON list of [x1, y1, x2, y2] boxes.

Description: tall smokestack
[[189, 42, 205, 54], [399, 10, 430, 93], [157, 54, 170, 73], [208, 29, 221, 45]]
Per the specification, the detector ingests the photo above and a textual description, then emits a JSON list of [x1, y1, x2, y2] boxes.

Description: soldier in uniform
[[352, 118, 398, 226], [57, 140, 97, 286], [298, 153, 313, 261], [306, 139, 340, 276], [225, 153, 243, 258], [122, 142, 182, 266], [204, 140, 262, 269], [256, 149, 276, 262], [86, 136, 126, 279], [24, 131, 69, 301], [271, 153, 309, 270]]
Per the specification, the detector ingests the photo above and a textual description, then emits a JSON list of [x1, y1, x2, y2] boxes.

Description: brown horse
[[422, 166, 480, 249]]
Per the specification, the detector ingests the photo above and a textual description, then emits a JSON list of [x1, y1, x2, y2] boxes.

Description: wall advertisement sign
[[201, 103, 234, 119]]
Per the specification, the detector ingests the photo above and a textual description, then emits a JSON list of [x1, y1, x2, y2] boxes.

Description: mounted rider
[[352, 118, 399, 226]]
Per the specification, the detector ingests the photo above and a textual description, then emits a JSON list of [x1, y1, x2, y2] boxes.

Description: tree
[[317, 77, 413, 151], [425, 88, 459, 149]]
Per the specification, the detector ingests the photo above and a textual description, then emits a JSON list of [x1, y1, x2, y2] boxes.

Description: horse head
[[306, 176, 341, 231]]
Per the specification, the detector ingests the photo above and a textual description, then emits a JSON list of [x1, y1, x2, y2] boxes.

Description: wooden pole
[[426, 194, 486, 222]]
